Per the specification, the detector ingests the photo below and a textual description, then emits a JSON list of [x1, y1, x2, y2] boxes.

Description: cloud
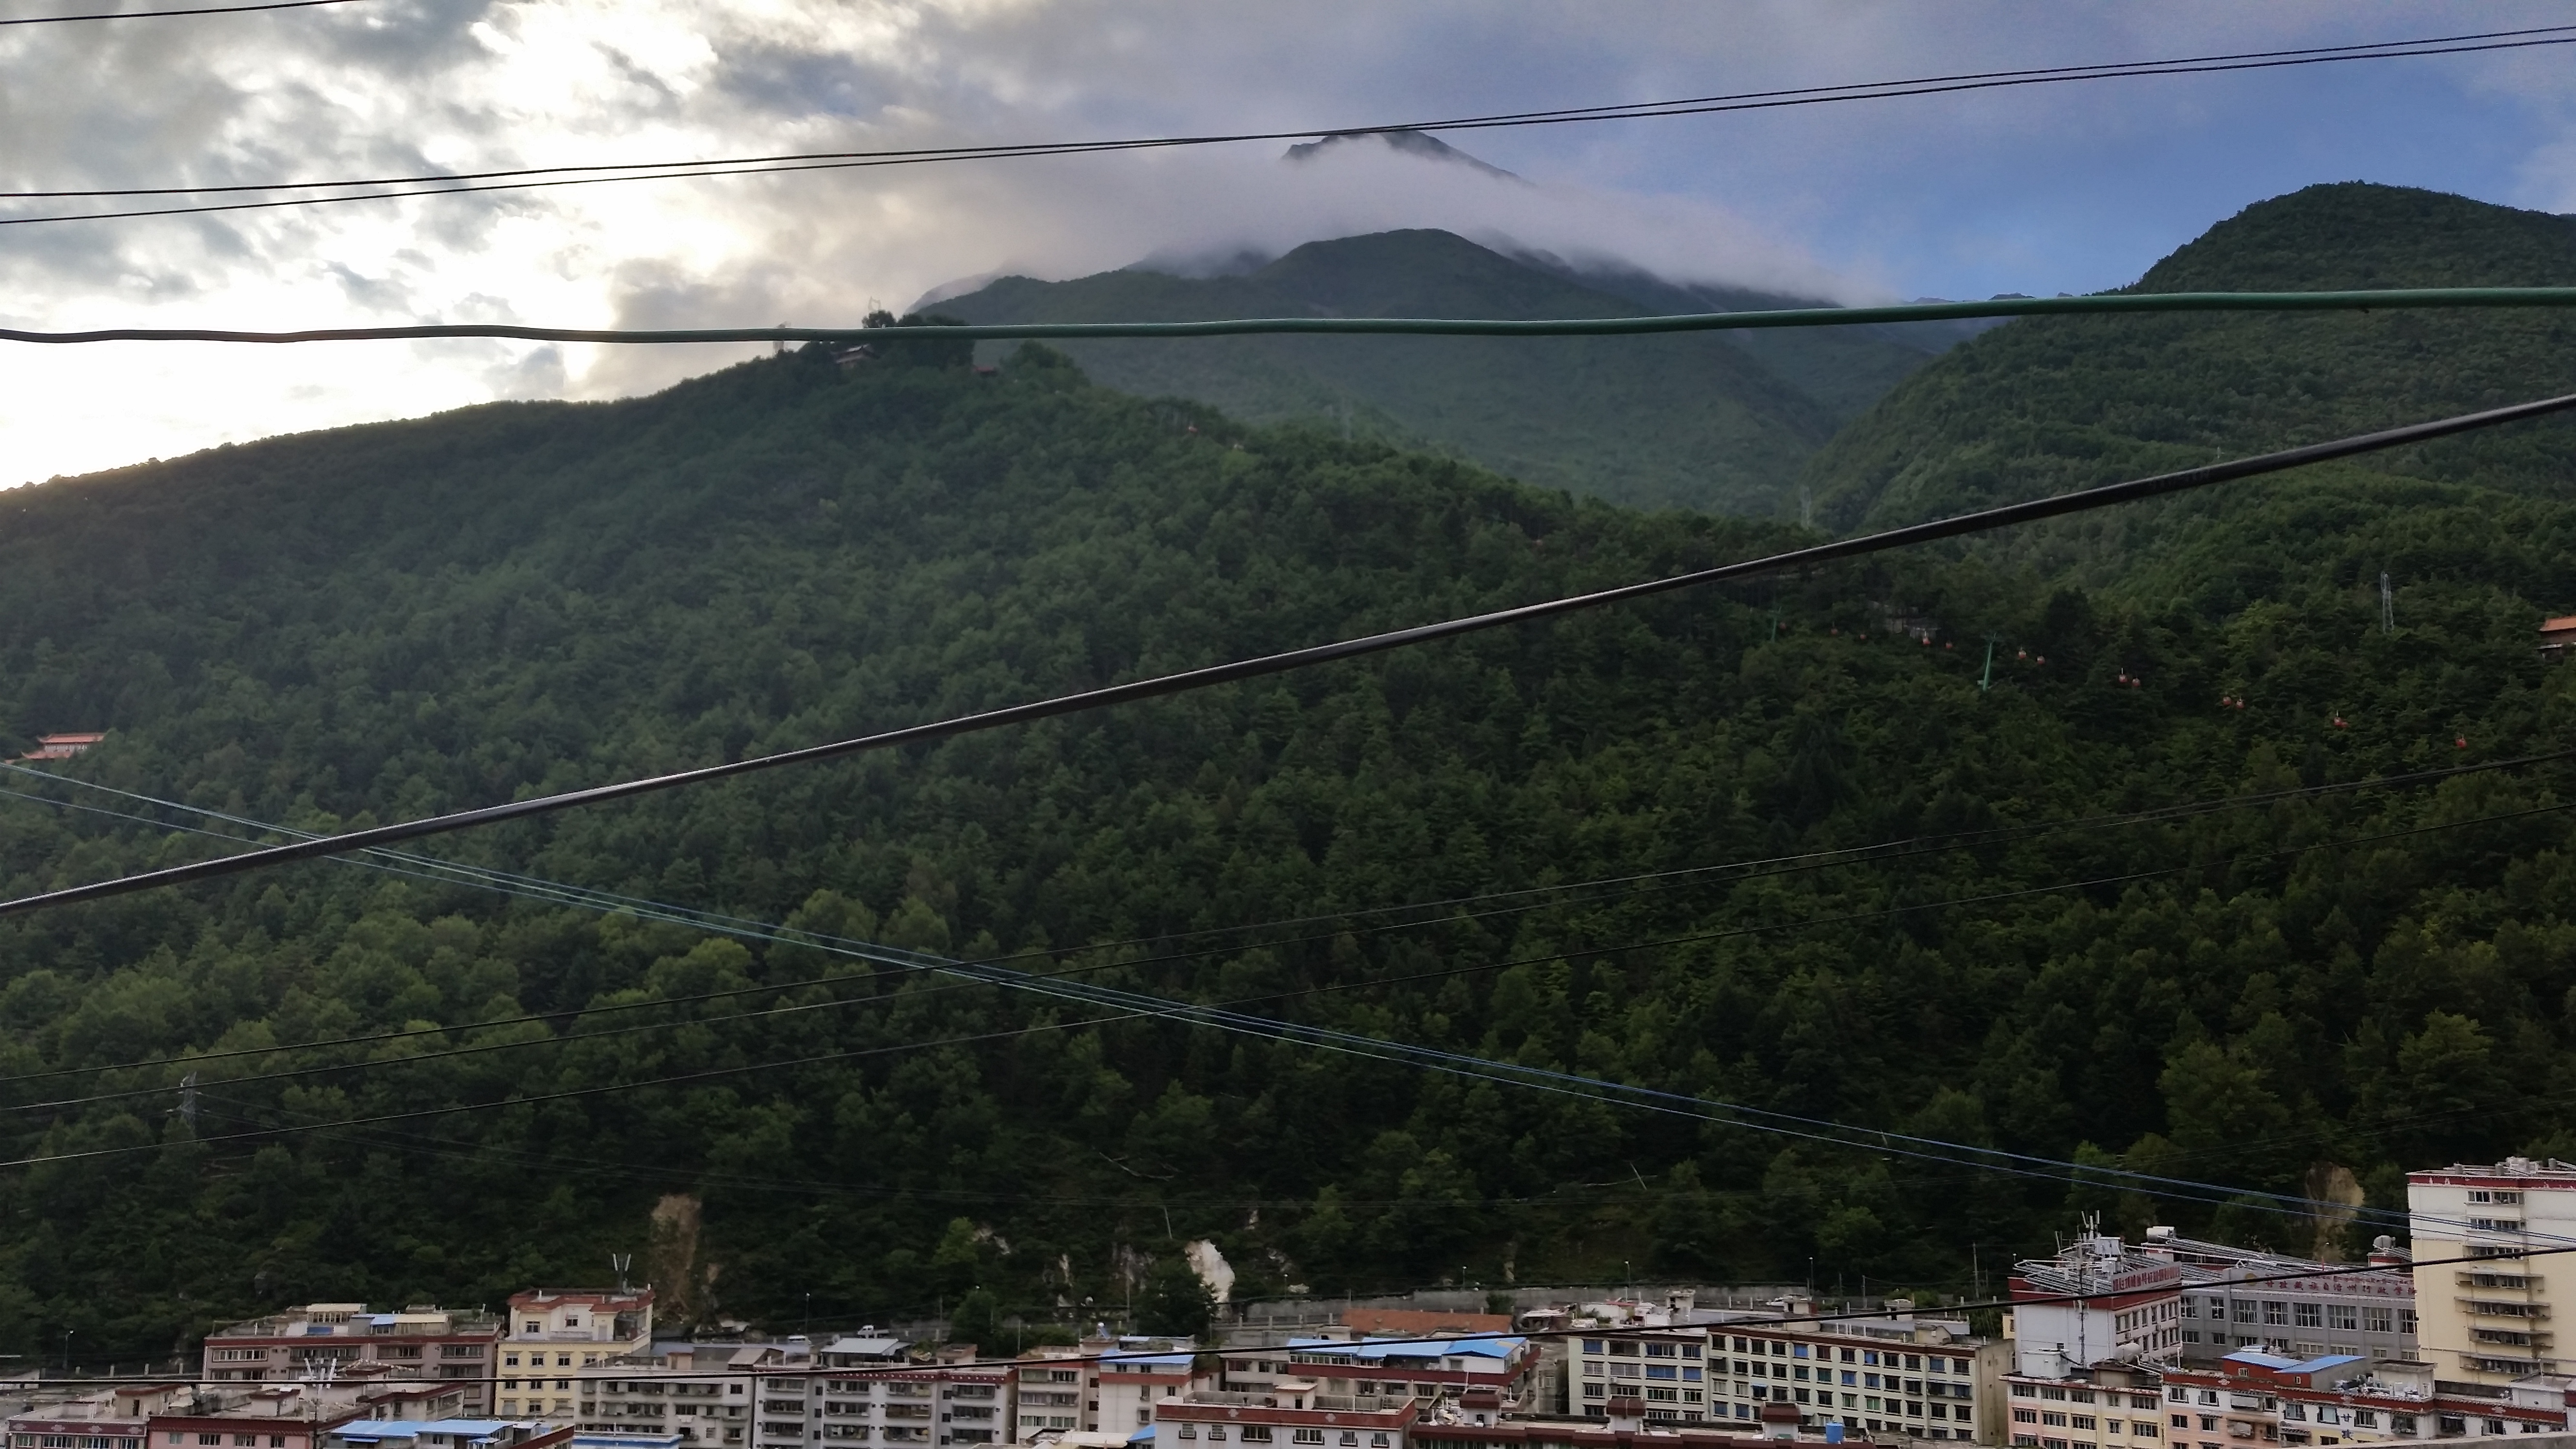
[[0, 0, 2569, 484]]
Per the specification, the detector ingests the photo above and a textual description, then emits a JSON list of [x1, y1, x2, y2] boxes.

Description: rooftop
[[1285, 1336, 1523, 1363]]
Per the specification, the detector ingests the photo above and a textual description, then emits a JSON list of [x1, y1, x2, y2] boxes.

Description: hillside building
[[17, 733, 104, 761]]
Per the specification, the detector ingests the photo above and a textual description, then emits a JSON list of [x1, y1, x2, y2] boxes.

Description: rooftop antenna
[[611, 1254, 633, 1294], [2381, 571, 2395, 635]]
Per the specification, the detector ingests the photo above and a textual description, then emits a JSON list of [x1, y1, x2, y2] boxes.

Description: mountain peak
[[1281, 128, 1523, 182]]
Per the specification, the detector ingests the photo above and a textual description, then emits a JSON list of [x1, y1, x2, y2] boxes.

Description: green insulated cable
[[8, 286, 2576, 346]]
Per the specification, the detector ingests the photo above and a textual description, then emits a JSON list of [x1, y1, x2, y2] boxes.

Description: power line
[[1, 25, 2569, 223], [14, 768, 2565, 1247], [0, 0, 358, 23], [9, 286, 2576, 343], [7, 387, 2573, 921], [13, 742, 2557, 1092]]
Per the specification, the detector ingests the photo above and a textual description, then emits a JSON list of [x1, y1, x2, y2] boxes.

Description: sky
[[2, 0, 2574, 485]]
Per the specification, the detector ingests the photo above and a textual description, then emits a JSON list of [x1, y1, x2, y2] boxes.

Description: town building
[[2150, 1230, 2418, 1367], [322, 1422, 571, 1449], [1260, 1339, 1532, 1418], [1147, 1389, 1417, 1449], [1014, 1339, 1195, 1443], [144, 1399, 361, 1449], [507, 1293, 658, 1422], [2407, 1158, 2576, 1387], [1701, 1311, 2000, 1442], [203, 1307, 504, 1417], [2011, 1234, 2186, 1380]]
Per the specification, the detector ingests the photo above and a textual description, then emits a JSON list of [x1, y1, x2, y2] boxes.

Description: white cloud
[[0, 0, 2567, 484]]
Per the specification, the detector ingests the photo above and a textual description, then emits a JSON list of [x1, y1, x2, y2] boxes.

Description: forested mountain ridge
[[927, 228, 1961, 515], [1800, 183, 2576, 581], [4, 186, 2576, 1361]]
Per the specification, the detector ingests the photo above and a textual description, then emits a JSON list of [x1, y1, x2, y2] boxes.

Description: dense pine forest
[[3, 182, 2576, 1360]]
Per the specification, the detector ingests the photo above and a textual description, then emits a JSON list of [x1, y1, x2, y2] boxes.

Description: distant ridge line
[[10, 288, 2576, 346]]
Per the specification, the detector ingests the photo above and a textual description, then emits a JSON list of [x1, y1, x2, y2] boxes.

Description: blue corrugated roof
[[2287, 1354, 2364, 1375], [2219, 1350, 2302, 1371]]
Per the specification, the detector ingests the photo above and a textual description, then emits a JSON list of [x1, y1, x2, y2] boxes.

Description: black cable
[[0, 0, 356, 22], [12, 740, 2545, 1092], [8, 387, 2572, 920], [1, 26, 2568, 225], [15, 790, 2567, 1245]]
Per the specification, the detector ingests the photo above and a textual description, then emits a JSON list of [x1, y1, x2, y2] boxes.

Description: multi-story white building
[[2407, 1157, 2576, 1387], [2011, 1235, 2186, 1381]]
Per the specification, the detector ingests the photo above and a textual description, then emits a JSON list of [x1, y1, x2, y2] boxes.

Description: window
[[2364, 1307, 2393, 1335], [2328, 1305, 2357, 1332], [1292, 1433, 1323, 1445], [2294, 1304, 2321, 1329], [2262, 1303, 2289, 1327], [1582, 1340, 1604, 1355], [2232, 1303, 2256, 1324]]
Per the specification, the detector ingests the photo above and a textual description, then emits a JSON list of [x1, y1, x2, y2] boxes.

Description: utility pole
[[2381, 571, 2395, 634], [1798, 485, 1814, 530], [177, 1071, 198, 1131], [1979, 633, 2000, 693]]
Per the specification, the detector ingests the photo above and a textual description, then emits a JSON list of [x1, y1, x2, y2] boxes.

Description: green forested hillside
[[1801, 183, 2576, 585], [6, 189, 2576, 1362], [929, 229, 1956, 515]]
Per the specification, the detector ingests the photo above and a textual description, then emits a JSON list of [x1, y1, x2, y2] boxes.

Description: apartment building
[[583, 1331, 1008, 1449], [506, 1292, 658, 1423], [1268, 1339, 1531, 1415], [2151, 1231, 2417, 1367], [143, 1406, 360, 1449], [203, 1306, 504, 1416], [2012, 1235, 2186, 1380], [1010, 1339, 1194, 1443], [1148, 1390, 1416, 1449], [324, 1423, 573, 1449], [2407, 1158, 2576, 1387], [2002, 1357, 2168, 1449]]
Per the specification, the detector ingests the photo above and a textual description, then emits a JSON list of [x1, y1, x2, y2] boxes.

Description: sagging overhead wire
[[6, 742, 2564, 1093], [0, 24, 2570, 222], [0, 0, 359, 22], [8, 386, 2576, 921], [11, 286, 2576, 342], [10, 765, 2568, 1250]]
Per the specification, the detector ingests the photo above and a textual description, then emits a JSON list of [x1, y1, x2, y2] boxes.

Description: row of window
[[1728, 1363, 1969, 1398], [2177, 1299, 2408, 1334], [15, 1437, 142, 1449], [1173, 1431, 1388, 1447], [1689, 1339, 1963, 1374], [2011, 1385, 2157, 1408], [1728, 1385, 1967, 1421], [2012, 1408, 2161, 1435]]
